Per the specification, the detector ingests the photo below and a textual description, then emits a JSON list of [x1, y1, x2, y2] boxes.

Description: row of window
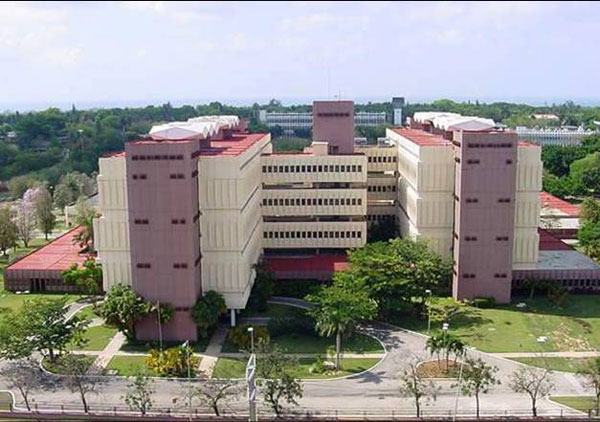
[[461, 273, 508, 279], [264, 230, 362, 239], [134, 218, 190, 225], [137, 259, 200, 270], [132, 174, 147, 180], [169, 173, 186, 179], [262, 164, 363, 174], [368, 185, 397, 192], [456, 158, 513, 165], [131, 154, 184, 161], [367, 215, 396, 221], [454, 196, 512, 204], [467, 143, 513, 148], [367, 156, 397, 163], [316, 112, 350, 117], [454, 232, 510, 242], [262, 197, 362, 207]]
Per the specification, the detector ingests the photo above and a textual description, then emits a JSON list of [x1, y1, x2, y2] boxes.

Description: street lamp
[[425, 289, 432, 333], [442, 322, 449, 332], [247, 326, 255, 354], [182, 340, 192, 422]]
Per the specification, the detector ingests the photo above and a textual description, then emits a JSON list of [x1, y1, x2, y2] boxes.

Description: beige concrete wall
[[95, 155, 132, 291], [514, 144, 542, 269], [198, 134, 271, 309], [355, 145, 398, 173], [388, 129, 455, 259]]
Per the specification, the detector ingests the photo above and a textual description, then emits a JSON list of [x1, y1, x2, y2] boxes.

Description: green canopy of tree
[[338, 238, 452, 318], [100, 284, 153, 341]]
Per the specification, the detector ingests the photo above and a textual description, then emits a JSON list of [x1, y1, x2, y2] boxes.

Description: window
[[262, 166, 267, 173], [136, 263, 151, 269], [464, 236, 478, 241], [498, 198, 511, 203], [351, 165, 357, 172], [358, 165, 362, 172], [467, 159, 480, 164], [506, 160, 513, 164], [139, 174, 147, 180], [133, 175, 138, 180]]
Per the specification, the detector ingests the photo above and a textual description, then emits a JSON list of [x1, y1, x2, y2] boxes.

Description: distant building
[[258, 109, 386, 136], [531, 113, 560, 121], [515, 126, 595, 146], [392, 97, 405, 125]]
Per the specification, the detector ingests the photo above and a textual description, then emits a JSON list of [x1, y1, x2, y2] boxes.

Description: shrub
[[268, 316, 316, 338], [246, 261, 274, 312], [191, 291, 226, 338], [472, 297, 496, 309], [228, 324, 269, 351], [145, 346, 198, 377], [272, 280, 327, 299]]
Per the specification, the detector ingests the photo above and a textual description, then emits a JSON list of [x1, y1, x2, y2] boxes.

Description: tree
[[337, 238, 452, 318], [456, 358, 500, 418], [256, 340, 303, 417], [509, 366, 554, 417], [7, 175, 40, 199], [398, 357, 439, 417], [578, 198, 600, 260], [100, 284, 153, 341], [0, 308, 34, 360], [62, 259, 103, 297], [191, 291, 226, 338], [15, 188, 38, 248], [194, 380, 240, 416], [247, 261, 274, 312], [425, 331, 466, 371], [72, 198, 98, 249], [34, 186, 55, 240], [0, 358, 40, 411], [307, 278, 377, 369], [427, 297, 475, 325], [53, 182, 74, 210], [570, 153, 600, 195], [59, 355, 105, 413], [123, 374, 154, 416], [0, 207, 18, 255], [20, 297, 89, 361], [578, 357, 600, 416]]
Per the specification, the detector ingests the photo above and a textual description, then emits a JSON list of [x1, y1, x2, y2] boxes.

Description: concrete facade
[[312, 101, 355, 154]]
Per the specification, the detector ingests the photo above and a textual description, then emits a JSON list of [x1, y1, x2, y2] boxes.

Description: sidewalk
[[197, 325, 229, 377], [91, 332, 126, 372], [493, 351, 600, 358], [219, 352, 385, 359]]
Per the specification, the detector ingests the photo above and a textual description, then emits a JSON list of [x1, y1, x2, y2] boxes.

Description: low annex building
[[4, 226, 91, 293]]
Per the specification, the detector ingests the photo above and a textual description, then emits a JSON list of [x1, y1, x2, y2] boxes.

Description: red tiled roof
[[264, 255, 349, 273], [6, 226, 91, 272], [518, 140, 538, 147], [389, 128, 451, 147], [540, 192, 580, 216], [198, 133, 268, 157], [538, 228, 573, 251]]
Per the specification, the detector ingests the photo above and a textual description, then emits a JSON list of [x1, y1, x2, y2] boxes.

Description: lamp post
[[183, 340, 192, 422], [425, 289, 432, 333], [248, 326, 255, 354], [442, 322, 449, 332]]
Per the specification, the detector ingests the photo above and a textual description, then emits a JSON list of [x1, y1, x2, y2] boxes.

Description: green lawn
[[70, 325, 117, 351], [222, 331, 382, 354], [0, 292, 82, 312], [213, 357, 380, 379], [394, 295, 600, 353], [240, 303, 307, 318], [42, 355, 95, 374], [121, 338, 209, 354], [76, 305, 101, 321], [511, 357, 593, 373], [106, 355, 156, 376], [550, 396, 598, 414], [0, 392, 12, 410]]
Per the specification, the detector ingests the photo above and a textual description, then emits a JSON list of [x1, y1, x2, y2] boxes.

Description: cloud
[[119, 1, 219, 25], [0, 2, 81, 66], [280, 12, 369, 31]]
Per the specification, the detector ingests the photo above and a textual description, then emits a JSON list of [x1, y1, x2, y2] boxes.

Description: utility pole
[[246, 327, 257, 422]]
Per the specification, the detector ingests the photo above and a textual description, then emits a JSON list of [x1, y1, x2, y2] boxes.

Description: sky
[[1, 1, 599, 110]]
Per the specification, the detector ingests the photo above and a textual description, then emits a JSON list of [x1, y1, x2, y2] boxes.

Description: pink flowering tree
[[15, 188, 40, 248]]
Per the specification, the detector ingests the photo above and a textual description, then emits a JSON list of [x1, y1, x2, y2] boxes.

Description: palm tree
[[72, 198, 98, 250]]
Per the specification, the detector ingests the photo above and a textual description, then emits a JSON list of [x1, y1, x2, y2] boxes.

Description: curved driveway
[[0, 297, 591, 417]]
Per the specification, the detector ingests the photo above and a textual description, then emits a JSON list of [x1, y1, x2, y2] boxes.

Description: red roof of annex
[[540, 191, 580, 216], [5, 226, 91, 272], [391, 127, 538, 148]]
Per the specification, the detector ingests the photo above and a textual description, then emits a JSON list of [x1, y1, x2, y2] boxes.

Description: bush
[[246, 261, 274, 312], [145, 346, 199, 377], [268, 316, 316, 338], [228, 324, 269, 351], [272, 280, 327, 299], [472, 297, 496, 309], [191, 291, 226, 338]]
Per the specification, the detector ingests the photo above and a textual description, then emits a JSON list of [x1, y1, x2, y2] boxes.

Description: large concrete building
[[91, 102, 600, 342]]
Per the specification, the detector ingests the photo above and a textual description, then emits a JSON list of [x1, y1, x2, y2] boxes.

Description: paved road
[[0, 297, 592, 417]]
